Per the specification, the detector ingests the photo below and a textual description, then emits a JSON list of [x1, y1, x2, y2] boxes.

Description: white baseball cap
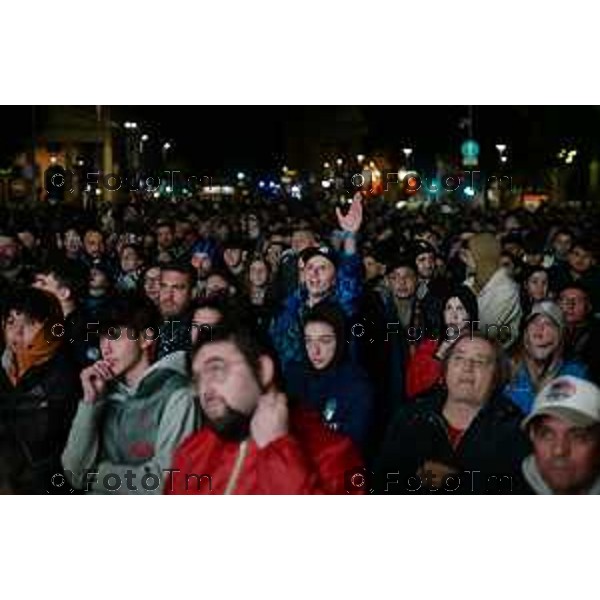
[[522, 376, 600, 430]]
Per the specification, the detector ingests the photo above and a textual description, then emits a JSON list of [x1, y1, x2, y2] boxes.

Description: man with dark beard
[[0, 228, 33, 287], [166, 323, 362, 494]]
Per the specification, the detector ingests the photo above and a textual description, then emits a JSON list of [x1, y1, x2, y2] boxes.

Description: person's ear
[[57, 286, 70, 303], [258, 355, 275, 391], [139, 333, 156, 354]]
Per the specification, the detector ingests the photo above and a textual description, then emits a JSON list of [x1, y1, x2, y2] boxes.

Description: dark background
[[2, 106, 600, 176]]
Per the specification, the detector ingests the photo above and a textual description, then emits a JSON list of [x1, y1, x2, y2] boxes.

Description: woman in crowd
[[285, 303, 374, 450], [406, 285, 479, 400]]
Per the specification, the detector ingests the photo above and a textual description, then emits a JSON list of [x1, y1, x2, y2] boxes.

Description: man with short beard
[[558, 283, 600, 382], [520, 376, 600, 494], [166, 324, 362, 494], [0, 229, 32, 287], [505, 301, 589, 414]]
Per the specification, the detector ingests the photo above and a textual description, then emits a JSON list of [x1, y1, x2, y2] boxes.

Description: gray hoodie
[[62, 351, 199, 494], [522, 455, 600, 495]]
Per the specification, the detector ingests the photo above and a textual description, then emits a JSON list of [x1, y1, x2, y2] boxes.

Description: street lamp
[[323, 162, 330, 169], [495, 144, 507, 153], [141, 134, 149, 142], [357, 154, 365, 164], [163, 142, 171, 150], [500, 156, 508, 163], [336, 158, 343, 167], [237, 172, 245, 181], [402, 148, 413, 158]]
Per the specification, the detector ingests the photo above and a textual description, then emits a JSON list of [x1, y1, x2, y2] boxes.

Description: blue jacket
[[505, 359, 589, 414], [285, 360, 374, 449], [269, 252, 363, 369]]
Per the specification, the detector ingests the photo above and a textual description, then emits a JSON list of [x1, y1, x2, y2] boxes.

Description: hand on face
[[80, 360, 115, 403]]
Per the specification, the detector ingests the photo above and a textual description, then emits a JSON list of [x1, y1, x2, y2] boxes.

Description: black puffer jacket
[[0, 349, 81, 493], [373, 390, 530, 494]]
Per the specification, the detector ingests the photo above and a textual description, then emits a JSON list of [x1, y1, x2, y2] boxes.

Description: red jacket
[[406, 338, 444, 400], [165, 407, 363, 494]]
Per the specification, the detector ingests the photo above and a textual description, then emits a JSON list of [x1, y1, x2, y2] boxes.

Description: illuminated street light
[[166, 186, 172, 193], [237, 172, 245, 181], [402, 148, 413, 158], [141, 134, 149, 142], [258, 181, 265, 188], [321, 180, 331, 189], [495, 144, 507, 153], [50, 155, 58, 164], [357, 154, 365, 164], [323, 162, 330, 169], [282, 165, 288, 173], [163, 142, 172, 150], [95, 188, 102, 196], [336, 158, 343, 166], [500, 156, 508, 163]]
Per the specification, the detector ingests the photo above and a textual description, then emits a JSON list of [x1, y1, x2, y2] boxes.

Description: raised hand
[[335, 192, 364, 234], [250, 389, 289, 449]]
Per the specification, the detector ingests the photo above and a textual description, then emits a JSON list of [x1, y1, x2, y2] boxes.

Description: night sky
[[2, 106, 600, 175]]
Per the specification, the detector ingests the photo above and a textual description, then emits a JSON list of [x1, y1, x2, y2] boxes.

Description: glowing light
[[258, 181, 265, 188], [141, 134, 149, 142], [237, 172, 245, 181], [321, 180, 331, 189], [396, 201, 407, 209], [166, 186, 172, 193], [357, 154, 365, 163], [323, 162, 330, 169], [464, 186, 475, 196], [163, 142, 171, 150], [402, 148, 413, 157], [495, 144, 507, 153], [153, 191, 160, 198], [336, 158, 343, 166], [500, 156, 508, 163], [50, 155, 58, 164], [95, 188, 102, 196]]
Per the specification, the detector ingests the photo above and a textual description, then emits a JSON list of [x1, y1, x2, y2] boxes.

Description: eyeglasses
[[199, 359, 247, 384], [448, 355, 493, 369]]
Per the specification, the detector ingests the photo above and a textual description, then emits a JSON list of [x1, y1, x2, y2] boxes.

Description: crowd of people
[[1, 188, 599, 494]]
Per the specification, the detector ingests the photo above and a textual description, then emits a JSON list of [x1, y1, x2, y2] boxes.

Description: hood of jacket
[[522, 454, 600, 494], [106, 350, 189, 404]]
